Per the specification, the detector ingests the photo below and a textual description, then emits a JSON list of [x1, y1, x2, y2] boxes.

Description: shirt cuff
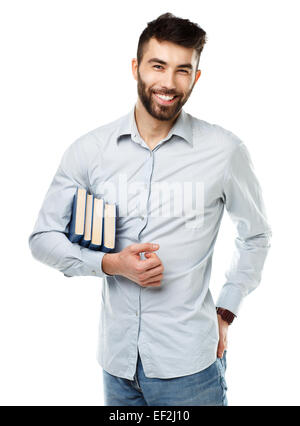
[[216, 285, 245, 317], [81, 249, 114, 278]]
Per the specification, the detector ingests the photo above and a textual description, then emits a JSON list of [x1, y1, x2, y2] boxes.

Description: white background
[[0, 0, 299, 406]]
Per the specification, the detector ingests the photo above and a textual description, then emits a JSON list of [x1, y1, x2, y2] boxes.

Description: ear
[[132, 58, 138, 82], [194, 69, 201, 84]]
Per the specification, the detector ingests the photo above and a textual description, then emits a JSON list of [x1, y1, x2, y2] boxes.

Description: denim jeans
[[102, 350, 228, 406]]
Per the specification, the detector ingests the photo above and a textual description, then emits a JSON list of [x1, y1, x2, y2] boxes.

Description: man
[[28, 13, 272, 406]]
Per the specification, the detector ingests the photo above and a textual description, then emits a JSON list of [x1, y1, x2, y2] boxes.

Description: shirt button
[[92, 270, 96, 275], [140, 216, 144, 220], [136, 311, 138, 316]]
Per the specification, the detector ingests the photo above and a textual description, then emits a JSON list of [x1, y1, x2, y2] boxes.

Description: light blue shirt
[[28, 104, 272, 379]]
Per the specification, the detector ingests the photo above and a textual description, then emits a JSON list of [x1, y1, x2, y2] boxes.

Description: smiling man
[[28, 13, 272, 406], [134, 37, 201, 150]]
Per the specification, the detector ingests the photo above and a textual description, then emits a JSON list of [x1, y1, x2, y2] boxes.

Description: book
[[101, 203, 117, 253], [80, 193, 94, 248], [88, 197, 105, 251], [68, 187, 87, 243], [67, 187, 116, 253]]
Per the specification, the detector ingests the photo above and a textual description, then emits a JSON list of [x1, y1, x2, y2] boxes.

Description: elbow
[[262, 228, 272, 250], [28, 230, 78, 277], [28, 232, 43, 262], [241, 228, 272, 249], [28, 231, 58, 266], [28, 230, 65, 268], [256, 229, 272, 249]]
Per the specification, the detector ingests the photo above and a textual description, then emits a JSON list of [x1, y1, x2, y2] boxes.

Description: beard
[[137, 68, 195, 122]]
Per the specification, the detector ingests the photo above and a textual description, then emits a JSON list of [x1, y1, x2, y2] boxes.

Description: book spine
[[101, 246, 112, 253], [89, 242, 102, 251], [80, 239, 90, 248], [68, 233, 83, 244], [100, 206, 105, 251], [68, 189, 78, 236]]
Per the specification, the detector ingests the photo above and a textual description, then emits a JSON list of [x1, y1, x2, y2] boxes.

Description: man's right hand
[[102, 243, 164, 287]]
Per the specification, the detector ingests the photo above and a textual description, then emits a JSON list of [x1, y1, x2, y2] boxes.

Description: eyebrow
[[147, 58, 193, 70]]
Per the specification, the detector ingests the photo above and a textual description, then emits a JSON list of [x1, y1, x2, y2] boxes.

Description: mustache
[[152, 91, 180, 97]]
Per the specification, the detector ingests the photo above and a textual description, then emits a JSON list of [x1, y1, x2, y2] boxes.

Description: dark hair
[[137, 12, 207, 70]]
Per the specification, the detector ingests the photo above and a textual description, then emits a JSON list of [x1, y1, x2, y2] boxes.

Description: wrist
[[102, 253, 120, 276]]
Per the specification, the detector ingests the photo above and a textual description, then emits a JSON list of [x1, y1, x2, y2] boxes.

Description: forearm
[[216, 231, 271, 316], [29, 230, 112, 278]]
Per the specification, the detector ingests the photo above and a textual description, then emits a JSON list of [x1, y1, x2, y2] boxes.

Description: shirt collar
[[116, 103, 193, 146]]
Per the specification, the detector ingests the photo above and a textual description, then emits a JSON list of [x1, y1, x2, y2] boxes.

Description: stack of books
[[67, 187, 116, 253]]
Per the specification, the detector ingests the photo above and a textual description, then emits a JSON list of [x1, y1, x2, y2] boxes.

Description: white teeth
[[155, 93, 175, 101]]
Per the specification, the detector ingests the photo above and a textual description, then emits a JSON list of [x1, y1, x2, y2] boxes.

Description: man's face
[[132, 37, 201, 121]]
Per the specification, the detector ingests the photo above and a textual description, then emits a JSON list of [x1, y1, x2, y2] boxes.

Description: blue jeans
[[102, 350, 228, 406]]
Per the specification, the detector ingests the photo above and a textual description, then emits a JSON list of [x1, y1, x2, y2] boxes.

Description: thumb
[[217, 340, 224, 358], [129, 243, 159, 254]]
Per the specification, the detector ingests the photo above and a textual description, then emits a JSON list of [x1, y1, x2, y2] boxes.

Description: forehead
[[142, 37, 197, 67]]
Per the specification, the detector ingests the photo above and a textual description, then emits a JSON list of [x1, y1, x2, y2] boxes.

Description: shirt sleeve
[[216, 142, 272, 316], [28, 137, 113, 279]]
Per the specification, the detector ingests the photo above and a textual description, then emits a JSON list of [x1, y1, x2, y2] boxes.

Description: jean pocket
[[218, 358, 228, 387], [215, 358, 228, 406]]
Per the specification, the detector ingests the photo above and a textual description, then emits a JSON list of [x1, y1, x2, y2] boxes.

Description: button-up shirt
[[28, 103, 272, 379]]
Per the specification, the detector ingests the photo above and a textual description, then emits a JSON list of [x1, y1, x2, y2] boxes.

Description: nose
[[159, 70, 177, 93]]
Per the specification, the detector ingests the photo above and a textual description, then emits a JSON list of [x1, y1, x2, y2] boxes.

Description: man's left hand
[[217, 314, 229, 358]]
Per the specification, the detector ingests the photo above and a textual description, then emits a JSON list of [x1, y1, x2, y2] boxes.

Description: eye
[[152, 65, 189, 74]]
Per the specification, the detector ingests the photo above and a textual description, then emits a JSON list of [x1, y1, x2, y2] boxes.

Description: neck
[[134, 98, 181, 146]]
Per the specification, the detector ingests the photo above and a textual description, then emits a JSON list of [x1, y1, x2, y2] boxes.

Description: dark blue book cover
[[68, 187, 87, 243]]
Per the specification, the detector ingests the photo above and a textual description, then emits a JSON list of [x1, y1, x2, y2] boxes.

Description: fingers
[[129, 243, 159, 254], [127, 243, 164, 288], [144, 281, 161, 287], [142, 252, 161, 270], [138, 265, 164, 286], [140, 273, 164, 287], [139, 264, 164, 281]]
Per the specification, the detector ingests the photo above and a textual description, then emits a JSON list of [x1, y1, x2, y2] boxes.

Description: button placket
[[137, 153, 154, 238]]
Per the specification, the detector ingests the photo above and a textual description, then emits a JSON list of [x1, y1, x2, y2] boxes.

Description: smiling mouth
[[153, 92, 178, 105]]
